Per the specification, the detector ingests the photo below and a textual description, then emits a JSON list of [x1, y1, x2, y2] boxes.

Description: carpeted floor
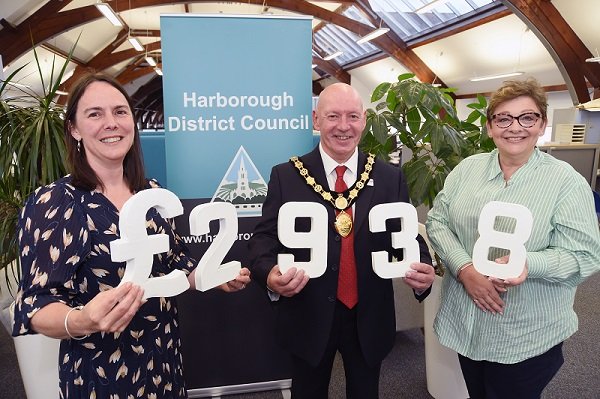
[[1, 273, 598, 399]]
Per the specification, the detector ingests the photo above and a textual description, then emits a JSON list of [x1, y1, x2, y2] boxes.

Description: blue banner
[[161, 14, 314, 206]]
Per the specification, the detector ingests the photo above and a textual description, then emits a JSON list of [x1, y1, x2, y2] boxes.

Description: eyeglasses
[[492, 112, 541, 129]]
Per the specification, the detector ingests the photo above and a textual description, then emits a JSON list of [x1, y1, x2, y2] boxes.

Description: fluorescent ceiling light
[[55, 90, 69, 96], [470, 71, 524, 82], [585, 56, 600, 63], [154, 68, 163, 76], [416, 0, 449, 14], [95, 2, 123, 27], [323, 51, 343, 61], [145, 56, 157, 67], [128, 37, 144, 52], [356, 27, 390, 44]]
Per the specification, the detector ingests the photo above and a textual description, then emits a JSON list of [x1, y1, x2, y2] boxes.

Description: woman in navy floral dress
[[12, 73, 251, 398]]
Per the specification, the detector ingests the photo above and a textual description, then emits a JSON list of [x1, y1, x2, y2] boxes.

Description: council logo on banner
[[211, 146, 267, 217]]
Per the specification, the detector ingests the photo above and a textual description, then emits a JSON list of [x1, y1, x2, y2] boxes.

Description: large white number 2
[[189, 202, 241, 291], [472, 201, 533, 279], [278, 202, 328, 278], [110, 189, 190, 299], [111, 191, 242, 298], [369, 203, 420, 278]]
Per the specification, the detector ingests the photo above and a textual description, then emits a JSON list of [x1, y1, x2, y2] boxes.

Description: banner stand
[[160, 14, 313, 394], [188, 379, 291, 398]]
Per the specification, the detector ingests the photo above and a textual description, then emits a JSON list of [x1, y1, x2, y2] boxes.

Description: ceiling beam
[[116, 64, 156, 85], [0, 3, 100, 66], [312, 56, 351, 84], [409, 3, 511, 48], [130, 29, 161, 37], [132, 76, 163, 107], [39, 42, 86, 67], [0, 0, 439, 86], [503, 0, 600, 104]]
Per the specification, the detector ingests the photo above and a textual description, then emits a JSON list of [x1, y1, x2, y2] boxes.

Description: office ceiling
[[1, 0, 599, 129]]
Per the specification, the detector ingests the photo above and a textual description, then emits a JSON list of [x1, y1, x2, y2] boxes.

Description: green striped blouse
[[426, 148, 600, 364]]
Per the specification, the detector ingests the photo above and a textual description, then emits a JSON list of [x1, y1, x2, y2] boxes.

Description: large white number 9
[[472, 201, 533, 279], [110, 189, 191, 299], [189, 202, 241, 291], [369, 202, 420, 278], [278, 202, 328, 278]]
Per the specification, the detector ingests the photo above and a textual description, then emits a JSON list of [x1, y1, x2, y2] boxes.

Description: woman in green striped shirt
[[426, 78, 600, 398]]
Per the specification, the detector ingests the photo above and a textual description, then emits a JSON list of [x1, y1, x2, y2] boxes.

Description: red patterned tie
[[335, 166, 358, 309]]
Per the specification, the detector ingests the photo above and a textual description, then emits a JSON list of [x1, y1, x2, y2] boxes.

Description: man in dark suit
[[247, 83, 435, 398]]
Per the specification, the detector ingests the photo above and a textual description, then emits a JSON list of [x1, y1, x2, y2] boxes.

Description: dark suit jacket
[[248, 147, 432, 367]]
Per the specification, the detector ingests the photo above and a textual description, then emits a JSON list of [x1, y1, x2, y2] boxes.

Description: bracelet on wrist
[[64, 305, 89, 340], [456, 263, 473, 281]]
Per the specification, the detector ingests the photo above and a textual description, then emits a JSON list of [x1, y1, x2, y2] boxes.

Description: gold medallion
[[334, 196, 348, 210], [335, 210, 353, 237]]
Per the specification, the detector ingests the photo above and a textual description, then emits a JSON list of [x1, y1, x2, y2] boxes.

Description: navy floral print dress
[[12, 176, 196, 398]]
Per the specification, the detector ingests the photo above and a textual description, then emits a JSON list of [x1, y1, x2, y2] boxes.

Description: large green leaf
[[397, 73, 416, 82], [371, 113, 390, 145], [371, 82, 392, 102], [403, 157, 434, 206], [397, 80, 424, 108], [406, 107, 421, 136]]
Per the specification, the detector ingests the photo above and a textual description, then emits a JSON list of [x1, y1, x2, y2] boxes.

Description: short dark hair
[[64, 73, 146, 192], [486, 78, 548, 122]]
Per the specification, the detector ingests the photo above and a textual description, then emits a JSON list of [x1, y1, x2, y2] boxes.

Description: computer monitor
[[538, 143, 600, 190]]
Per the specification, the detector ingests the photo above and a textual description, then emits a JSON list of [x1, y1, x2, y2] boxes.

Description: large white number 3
[[472, 201, 533, 279], [110, 189, 190, 299], [189, 202, 241, 291], [278, 202, 328, 278], [369, 202, 420, 278]]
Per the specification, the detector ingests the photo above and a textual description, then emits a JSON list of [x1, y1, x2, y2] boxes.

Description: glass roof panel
[[313, 5, 379, 66], [367, 0, 494, 41], [312, 1, 495, 68]]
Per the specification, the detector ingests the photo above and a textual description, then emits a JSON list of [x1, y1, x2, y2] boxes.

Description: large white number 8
[[369, 202, 420, 278], [472, 201, 533, 279], [110, 189, 191, 299], [189, 202, 241, 291], [278, 202, 328, 278]]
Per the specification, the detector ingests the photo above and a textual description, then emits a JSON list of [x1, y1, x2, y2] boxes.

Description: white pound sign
[[369, 202, 420, 278], [189, 202, 241, 291], [277, 202, 328, 278], [472, 201, 533, 279], [110, 188, 190, 299]]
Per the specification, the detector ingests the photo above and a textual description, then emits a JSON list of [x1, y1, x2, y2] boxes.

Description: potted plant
[[360, 73, 494, 399], [361, 73, 494, 208], [0, 47, 72, 399], [0, 51, 71, 296]]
